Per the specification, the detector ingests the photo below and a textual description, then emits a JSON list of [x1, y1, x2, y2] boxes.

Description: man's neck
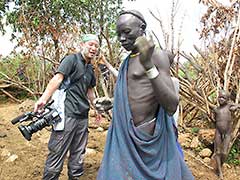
[[130, 52, 140, 58]]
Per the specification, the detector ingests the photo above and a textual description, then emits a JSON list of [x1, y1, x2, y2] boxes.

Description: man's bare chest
[[127, 58, 146, 79], [216, 106, 231, 120], [127, 58, 154, 99]]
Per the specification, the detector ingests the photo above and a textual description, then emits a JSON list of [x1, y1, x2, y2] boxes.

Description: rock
[[199, 148, 212, 158], [6, 154, 18, 162], [96, 127, 104, 132], [32, 169, 41, 177], [0, 132, 7, 138], [89, 123, 99, 129], [190, 136, 200, 149], [89, 117, 110, 130], [203, 157, 211, 163], [223, 163, 231, 169], [198, 129, 215, 146], [85, 148, 96, 155], [178, 133, 192, 148], [1, 148, 11, 157]]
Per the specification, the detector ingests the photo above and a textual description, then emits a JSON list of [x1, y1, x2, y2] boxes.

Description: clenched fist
[[134, 35, 155, 70]]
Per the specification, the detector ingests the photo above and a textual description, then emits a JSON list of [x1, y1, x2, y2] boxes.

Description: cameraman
[[34, 34, 100, 180]]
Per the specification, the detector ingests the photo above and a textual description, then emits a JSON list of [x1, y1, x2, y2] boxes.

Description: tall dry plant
[[178, 0, 240, 151], [150, 0, 240, 151]]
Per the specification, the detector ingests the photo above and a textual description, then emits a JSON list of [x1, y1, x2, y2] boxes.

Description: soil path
[[0, 101, 239, 180]]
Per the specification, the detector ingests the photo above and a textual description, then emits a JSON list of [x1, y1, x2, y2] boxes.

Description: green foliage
[[0, 94, 8, 102], [0, 55, 53, 88], [0, 0, 123, 75], [178, 69, 185, 78], [194, 144, 204, 153], [178, 62, 198, 80], [0, 55, 23, 79], [208, 91, 217, 102], [227, 139, 240, 165], [191, 127, 200, 134], [0, 55, 47, 99], [1, 0, 122, 39], [0, 0, 8, 32]]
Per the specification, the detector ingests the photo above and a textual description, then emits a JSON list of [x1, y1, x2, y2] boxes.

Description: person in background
[[214, 90, 240, 180], [100, 54, 119, 77], [34, 34, 100, 180]]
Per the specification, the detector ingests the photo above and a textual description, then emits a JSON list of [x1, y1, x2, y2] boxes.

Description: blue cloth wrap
[[97, 57, 194, 180]]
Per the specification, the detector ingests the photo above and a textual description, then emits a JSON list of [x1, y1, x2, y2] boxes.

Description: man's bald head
[[119, 10, 147, 30]]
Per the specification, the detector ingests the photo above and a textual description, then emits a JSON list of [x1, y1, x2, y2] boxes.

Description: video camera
[[93, 97, 113, 121], [93, 97, 113, 113], [11, 100, 61, 141]]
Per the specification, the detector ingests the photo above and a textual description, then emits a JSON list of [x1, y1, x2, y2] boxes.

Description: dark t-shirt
[[56, 53, 96, 118]]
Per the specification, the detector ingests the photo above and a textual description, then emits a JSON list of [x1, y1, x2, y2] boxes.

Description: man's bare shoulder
[[152, 48, 170, 70]]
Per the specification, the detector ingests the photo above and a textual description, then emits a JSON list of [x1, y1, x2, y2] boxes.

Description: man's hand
[[34, 99, 47, 113], [230, 103, 240, 111], [235, 104, 240, 110], [95, 112, 103, 124], [134, 35, 155, 70]]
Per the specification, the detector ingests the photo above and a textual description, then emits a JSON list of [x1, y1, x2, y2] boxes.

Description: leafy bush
[[191, 127, 200, 134], [227, 139, 240, 165], [0, 54, 54, 98]]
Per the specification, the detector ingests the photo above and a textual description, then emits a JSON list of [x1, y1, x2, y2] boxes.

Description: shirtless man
[[120, 11, 178, 135], [214, 90, 240, 179], [97, 10, 194, 180]]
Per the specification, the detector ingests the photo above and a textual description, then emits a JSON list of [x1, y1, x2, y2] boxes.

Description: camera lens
[[18, 118, 49, 141], [18, 125, 32, 141]]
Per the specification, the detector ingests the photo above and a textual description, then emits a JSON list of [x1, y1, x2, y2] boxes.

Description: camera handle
[[11, 100, 54, 125], [11, 112, 35, 124]]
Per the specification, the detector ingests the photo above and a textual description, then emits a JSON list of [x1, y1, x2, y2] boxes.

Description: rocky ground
[[0, 99, 239, 180]]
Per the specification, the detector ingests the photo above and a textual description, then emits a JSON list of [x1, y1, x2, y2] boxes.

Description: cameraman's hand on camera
[[34, 98, 47, 113], [95, 111, 103, 124], [34, 73, 64, 113]]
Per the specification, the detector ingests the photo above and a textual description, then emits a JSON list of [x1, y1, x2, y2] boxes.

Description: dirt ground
[[0, 100, 239, 180]]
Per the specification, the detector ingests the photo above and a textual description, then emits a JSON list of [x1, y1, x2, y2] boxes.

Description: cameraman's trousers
[[43, 116, 88, 180]]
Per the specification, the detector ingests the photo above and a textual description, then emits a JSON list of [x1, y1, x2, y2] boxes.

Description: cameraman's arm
[[34, 73, 64, 112], [87, 88, 96, 109], [87, 88, 102, 122]]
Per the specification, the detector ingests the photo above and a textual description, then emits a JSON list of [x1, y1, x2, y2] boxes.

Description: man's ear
[[141, 24, 146, 30], [140, 24, 146, 35]]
